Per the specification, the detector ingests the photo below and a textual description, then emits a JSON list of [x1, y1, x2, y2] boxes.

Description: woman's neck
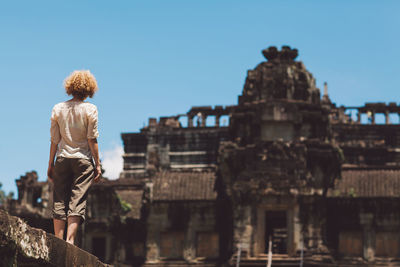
[[69, 97, 85, 102]]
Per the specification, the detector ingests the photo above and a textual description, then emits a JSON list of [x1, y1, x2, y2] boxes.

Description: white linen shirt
[[50, 100, 99, 159]]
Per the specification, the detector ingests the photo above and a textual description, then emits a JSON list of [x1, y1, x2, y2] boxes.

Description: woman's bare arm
[[47, 142, 58, 181], [88, 138, 102, 182]]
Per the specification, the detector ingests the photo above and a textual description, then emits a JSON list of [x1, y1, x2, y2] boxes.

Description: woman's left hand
[[47, 163, 54, 183]]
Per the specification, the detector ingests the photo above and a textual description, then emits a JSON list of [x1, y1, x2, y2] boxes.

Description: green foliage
[[114, 195, 132, 225], [0, 183, 4, 204], [333, 190, 341, 197], [120, 200, 132, 213], [0, 183, 15, 206], [348, 187, 357, 198], [117, 195, 132, 213], [336, 146, 345, 162], [0, 183, 7, 206]]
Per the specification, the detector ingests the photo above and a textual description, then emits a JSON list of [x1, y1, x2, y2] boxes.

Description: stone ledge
[[0, 209, 112, 267]]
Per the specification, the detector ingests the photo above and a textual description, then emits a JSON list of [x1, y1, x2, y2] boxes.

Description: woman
[[47, 70, 102, 245]]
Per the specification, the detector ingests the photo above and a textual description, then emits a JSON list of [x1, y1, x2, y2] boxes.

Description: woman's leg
[[67, 158, 94, 245], [66, 215, 81, 244], [52, 157, 71, 239], [53, 218, 65, 239]]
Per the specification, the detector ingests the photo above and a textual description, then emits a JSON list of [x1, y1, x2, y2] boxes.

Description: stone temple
[[4, 45, 400, 266]]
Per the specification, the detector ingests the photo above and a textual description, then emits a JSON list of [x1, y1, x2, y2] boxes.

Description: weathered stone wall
[[146, 202, 218, 264], [327, 199, 400, 262], [333, 124, 400, 166], [0, 209, 111, 267], [121, 128, 229, 178]]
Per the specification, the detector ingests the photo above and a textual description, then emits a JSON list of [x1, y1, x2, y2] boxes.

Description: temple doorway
[[265, 210, 287, 254], [92, 236, 106, 261]]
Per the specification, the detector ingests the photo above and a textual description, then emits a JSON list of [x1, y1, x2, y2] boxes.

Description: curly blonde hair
[[64, 70, 98, 100]]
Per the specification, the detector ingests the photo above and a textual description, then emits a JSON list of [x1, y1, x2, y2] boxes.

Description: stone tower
[[217, 46, 341, 263]]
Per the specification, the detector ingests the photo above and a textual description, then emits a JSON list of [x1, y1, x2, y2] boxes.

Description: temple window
[[219, 115, 230, 127], [375, 231, 400, 257], [196, 231, 219, 258], [160, 231, 184, 259], [338, 231, 362, 257], [132, 242, 145, 257], [206, 116, 216, 127]]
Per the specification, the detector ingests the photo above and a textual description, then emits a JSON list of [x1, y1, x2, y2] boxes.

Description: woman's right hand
[[93, 165, 102, 183]]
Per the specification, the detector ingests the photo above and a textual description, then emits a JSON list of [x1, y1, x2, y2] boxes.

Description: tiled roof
[[152, 171, 217, 201], [329, 169, 400, 198], [115, 189, 143, 219]]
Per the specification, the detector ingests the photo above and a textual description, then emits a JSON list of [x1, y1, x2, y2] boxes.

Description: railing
[[146, 105, 234, 129], [340, 103, 400, 125]]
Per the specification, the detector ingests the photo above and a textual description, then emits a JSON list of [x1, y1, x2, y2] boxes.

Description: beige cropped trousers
[[52, 157, 94, 222]]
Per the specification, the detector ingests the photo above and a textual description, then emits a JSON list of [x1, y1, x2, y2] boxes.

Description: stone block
[[0, 209, 111, 267]]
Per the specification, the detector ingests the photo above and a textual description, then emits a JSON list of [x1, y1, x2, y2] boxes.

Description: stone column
[[385, 111, 390, 125], [233, 205, 253, 258], [360, 213, 375, 261], [302, 197, 329, 256], [146, 227, 160, 262], [292, 204, 302, 255], [183, 213, 196, 262], [188, 115, 194, 128], [357, 111, 361, 124], [215, 115, 221, 127], [371, 111, 375, 124], [201, 114, 207, 127]]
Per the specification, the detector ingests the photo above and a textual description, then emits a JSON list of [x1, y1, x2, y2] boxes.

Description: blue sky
[[0, 0, 399, 195]]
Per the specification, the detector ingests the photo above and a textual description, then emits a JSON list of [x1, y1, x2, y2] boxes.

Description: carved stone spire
[[239, 46, 320, 104], [322, 82, 332, 104], [262, 45, 298, 62]]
